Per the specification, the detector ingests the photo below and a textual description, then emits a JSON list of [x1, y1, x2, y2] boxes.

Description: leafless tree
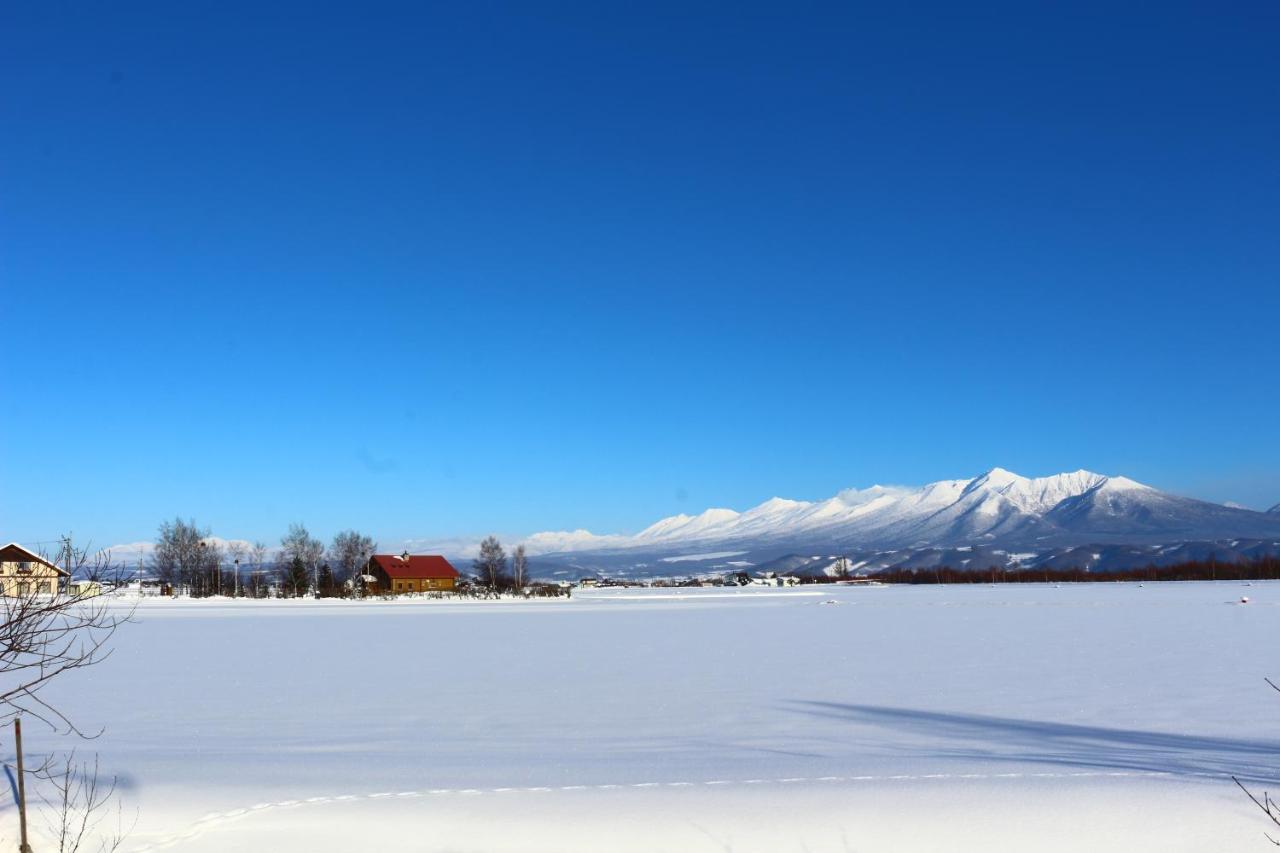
[[36, 751, 135, 853], [53, 536, 115, 588], [472, 536, 508, 590], [0, 589, 131, 735], [329, 530, 377, 592], [107, 549, 145, 589], [151, 519, 212, 594], [1235, 677, 1280, 845], [249, 541, 269, 596], [80, 551, 115, 585], [511, 544, 530, 589], [279, 524, 324, 597]]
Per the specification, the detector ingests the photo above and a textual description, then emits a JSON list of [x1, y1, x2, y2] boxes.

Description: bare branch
[[0, 586, 134, 734]]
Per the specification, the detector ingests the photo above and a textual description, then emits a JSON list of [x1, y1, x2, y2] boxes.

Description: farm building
[[0, 542, 69, 596], [69, 580, 104, 597], [366, 552, 460, 594]]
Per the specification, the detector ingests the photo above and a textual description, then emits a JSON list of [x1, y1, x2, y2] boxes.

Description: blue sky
[[3, 1, 1278, 550]]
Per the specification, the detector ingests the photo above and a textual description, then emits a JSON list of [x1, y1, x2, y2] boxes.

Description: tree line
[[151, 519, 379, 598], [870, 555, 1280, 585], [146, 520, 541, 598]]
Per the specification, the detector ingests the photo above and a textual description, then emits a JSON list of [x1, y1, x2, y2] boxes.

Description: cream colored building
[[0, 542, 69, 596]]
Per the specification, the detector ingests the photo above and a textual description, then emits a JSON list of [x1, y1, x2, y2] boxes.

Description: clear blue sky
[[3, 1, 1278, 550]]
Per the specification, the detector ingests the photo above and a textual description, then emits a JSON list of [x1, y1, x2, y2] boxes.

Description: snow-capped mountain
[[524, 468, 1280, 559]]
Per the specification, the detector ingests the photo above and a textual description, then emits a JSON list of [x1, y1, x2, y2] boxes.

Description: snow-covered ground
[[7, 582, 1279, 851]]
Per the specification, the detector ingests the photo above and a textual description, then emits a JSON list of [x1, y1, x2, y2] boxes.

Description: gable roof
[[370, 553, 459, 580], [0, 543, 71, 576]]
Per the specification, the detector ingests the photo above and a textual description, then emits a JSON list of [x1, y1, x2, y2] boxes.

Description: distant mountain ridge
[[525, 468, 1280, 564]]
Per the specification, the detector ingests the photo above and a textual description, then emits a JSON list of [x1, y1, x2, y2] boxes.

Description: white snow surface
[[9, 583, 1278, 852]]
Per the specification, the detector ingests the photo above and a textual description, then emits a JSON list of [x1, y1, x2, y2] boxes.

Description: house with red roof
[[366, 552, 460, 594]]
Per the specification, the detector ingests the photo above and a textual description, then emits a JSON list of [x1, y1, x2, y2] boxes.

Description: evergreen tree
[[282, 555, 310, 597], [317, 564, 337, 598]]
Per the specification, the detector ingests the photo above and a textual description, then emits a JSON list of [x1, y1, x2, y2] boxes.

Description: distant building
[[746, 572, 801, 587], [68, 580, 103, 597], [0, 542, 69, 596], [577, 578, 600, 588], [366, 552, 460, 594]]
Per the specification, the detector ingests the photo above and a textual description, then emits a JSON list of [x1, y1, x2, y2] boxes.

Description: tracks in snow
[[126, 769, 1179, 852]]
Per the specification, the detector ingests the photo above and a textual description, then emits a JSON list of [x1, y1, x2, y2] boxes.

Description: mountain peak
[[1269, 503, 1280, 515], [1097, 475, 1151, 492], [961, 467, 1028, 497], [759, 497, 805, 509]]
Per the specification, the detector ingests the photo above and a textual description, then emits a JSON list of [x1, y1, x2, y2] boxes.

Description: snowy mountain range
[[98, 468, 1279, 579], [521, 468, 1280, 577]]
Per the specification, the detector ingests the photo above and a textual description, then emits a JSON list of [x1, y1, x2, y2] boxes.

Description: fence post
[[15, 718, 32, 853]]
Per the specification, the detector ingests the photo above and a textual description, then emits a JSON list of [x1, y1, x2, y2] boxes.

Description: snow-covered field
[[8, 582, 1280, 851]]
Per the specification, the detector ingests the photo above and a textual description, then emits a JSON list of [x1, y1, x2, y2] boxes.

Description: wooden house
[[0, 542, 70, 596], [366, 552, 459, 594]]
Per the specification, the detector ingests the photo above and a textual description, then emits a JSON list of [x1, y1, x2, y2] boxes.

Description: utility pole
[[15, 718, 32, 853], [61, 532, 74, 591]]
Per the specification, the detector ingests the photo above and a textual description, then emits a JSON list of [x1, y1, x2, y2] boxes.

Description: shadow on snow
[[788, 701, 1280, 783]]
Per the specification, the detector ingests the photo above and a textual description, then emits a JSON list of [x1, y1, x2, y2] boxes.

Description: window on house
[[17, 583, 31, 596], [37, 582, 51, 595]]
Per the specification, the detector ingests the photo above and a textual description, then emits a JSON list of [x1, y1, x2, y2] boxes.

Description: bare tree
[[152, 519, 210, 594], [37, 751, 135, 853], [194, 538, 223, 597], [249, 541, 269, 596], [472, 536, 508, 590], [511, 544, 530, 589], [80, 551, 115, 585], [279, 524, 323, 597], [54, 535, 115, 588], [329, 530, 377, 593], [0, 541, 135, 851], [1235, 677, 1280, 845], [0, 590, 130, 734], [108, 549, 145, 589]]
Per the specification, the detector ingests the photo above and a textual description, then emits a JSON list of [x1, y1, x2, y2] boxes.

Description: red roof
[[370, 554, 460, 580]]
